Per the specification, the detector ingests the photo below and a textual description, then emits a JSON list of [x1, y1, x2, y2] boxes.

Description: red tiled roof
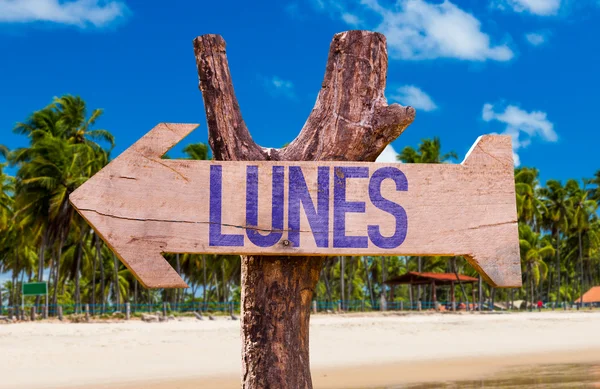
[[384, 271, 479, 285], [575, 286, 600, 303]]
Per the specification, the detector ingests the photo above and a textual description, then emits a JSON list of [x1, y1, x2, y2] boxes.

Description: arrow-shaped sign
[[69, 123, 521, 289]]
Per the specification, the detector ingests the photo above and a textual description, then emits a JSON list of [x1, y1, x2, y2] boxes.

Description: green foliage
[[1, 97, 600, 309]]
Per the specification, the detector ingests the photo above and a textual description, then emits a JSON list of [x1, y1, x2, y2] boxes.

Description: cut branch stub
[[281, 30, 415, 162]]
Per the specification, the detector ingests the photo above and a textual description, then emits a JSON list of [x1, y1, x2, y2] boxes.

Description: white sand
[[2, 311, 600, 389]]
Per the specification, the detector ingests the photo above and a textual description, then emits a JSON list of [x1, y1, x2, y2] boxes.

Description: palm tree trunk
[[134, 278, 138, 313], [202, 254, 207, 310], [417, 256, 422, 306], [340, 257, 345, 310], [35, 229, 48, 309], [52, 242, 63, 309], [175, 253, 181, 311], [112, 253, 120, 309], [362, 256, 375, 307], [530, 265, 534, 312], [555, 229, 561, 308], [347, 257, 353, 309], [74, 226, 88, 314], [91, 234, 98, 315], [579, 231, 584, 309], [99, 241, 106, 314], [381, 256, 386, 301], [452, 258, 469, 311], [478, 274, 482, 311], [322, 264, 332, 306]]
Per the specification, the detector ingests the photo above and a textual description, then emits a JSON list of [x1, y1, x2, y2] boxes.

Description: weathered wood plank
[[69, 123, 520, 289]]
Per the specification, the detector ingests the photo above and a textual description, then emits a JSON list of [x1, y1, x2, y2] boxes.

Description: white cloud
[[0, 0, 128, 27], [499, 0, 562, 16], [376, 144, 400, 163], [314, 0, 513, 62], [264, 76, 296, 99], [525, 32, 547, 46], [341, 12, 361, 26], [482, 103, 557, 166], [390, 85, 438, 112]]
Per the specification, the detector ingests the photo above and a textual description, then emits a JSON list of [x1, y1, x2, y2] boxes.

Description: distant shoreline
[[3, 312, 600, 389]]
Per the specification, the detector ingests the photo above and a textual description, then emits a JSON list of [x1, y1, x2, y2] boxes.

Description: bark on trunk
[[193, 30, 415, 388], [555, 229, 561, 306], [91, 233, 98, 315]]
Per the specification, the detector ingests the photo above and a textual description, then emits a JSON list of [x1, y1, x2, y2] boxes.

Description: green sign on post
[[21, 282, 49, 319], [22, 282, 48, 296]]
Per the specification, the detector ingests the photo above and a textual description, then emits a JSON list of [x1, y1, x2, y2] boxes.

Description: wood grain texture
[[69, 125, 520, 288], [69, 30, 520, 389], [198, 31, 415, 389]]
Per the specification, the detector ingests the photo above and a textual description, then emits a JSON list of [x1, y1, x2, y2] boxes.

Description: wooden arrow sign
[[69, 123, 521, 289]]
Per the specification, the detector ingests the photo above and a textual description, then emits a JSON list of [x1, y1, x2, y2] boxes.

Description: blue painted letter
[[368, 167, 408, 249], [288, 166, 329, 247], [246, 166, 284, 247], [209, 165, 244, 246], [333, 166, 369, 248]]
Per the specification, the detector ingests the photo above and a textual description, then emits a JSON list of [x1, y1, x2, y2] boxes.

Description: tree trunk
[[381, 256, 386, 301], [202, 254, 207, 310], [579, 231, 584, 309], [347, 257, 354, 308], [52, 242, 63, 309], [417, 256, 422, 307], [35, 230, 48, 309], [322, 262, 332, 306], [175, 253, 181, 311], [363, 256, 375, 307], [112, 253, 120, 308], [134, 278, 138, 313], [555, 228, 561, 307], [478, 274, 482, 311], [340, 256, 345, 310], [453, 258, 469, 311], [193, 30, 414, 388], [99, 240, 106, 314], [91, 233, 98, 315]]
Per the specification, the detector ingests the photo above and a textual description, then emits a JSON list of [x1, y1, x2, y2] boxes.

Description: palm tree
[[519, 223, 553, 309], [566, 180, 598, 308], [539, 180, 570, 307], [396, 137, 458, 164], [397, 137, 458, 305], [514, 167, 546, 229], [9, 95, 112, 312]]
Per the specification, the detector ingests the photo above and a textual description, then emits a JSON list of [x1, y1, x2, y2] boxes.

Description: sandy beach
[[2, 311, 600, 389]]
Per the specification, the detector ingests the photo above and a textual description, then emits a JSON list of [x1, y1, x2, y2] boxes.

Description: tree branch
[[193, 34, 266, 161]]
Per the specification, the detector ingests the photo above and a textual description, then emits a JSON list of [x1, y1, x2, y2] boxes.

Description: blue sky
[[1, 0, 599, 186]]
